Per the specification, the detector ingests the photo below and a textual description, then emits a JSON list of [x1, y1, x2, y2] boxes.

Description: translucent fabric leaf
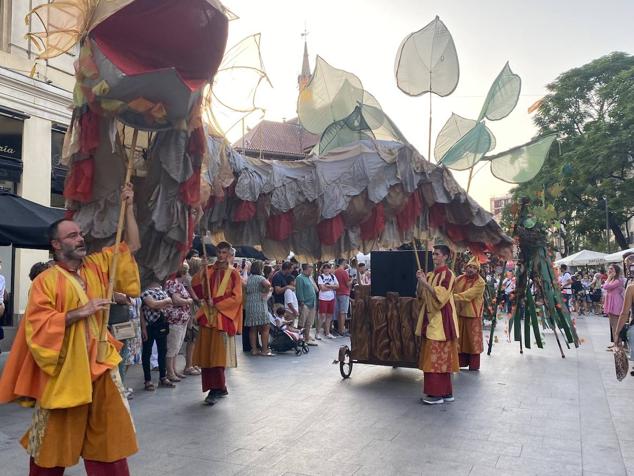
[[318, 107, 373, 155], [297, 56, 366, 135], [487, 134, 556, 183], [478, 62, 521, 121], [25, 0, 95, 59], [394, 16, 459, 97], [440, 121, 495, 171], [205, 34, 271, 136], [317, 104, 408, 155], [434, 113, 496, 163]]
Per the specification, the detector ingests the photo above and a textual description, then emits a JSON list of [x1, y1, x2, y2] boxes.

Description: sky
[[220, 0, 634, 210]]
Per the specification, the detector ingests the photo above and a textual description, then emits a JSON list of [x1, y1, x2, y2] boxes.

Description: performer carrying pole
[[0, 185, 141, 475], [415, 244, 460, 405], [453, 257, 486, 371], [191, 241, 243, 406]]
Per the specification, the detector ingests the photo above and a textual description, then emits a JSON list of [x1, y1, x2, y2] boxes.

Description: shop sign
[[0, 134, 21, 161]]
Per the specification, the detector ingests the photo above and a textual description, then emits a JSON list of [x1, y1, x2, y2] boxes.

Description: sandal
[[144, 381, 155, 391], [159, 378, 176, 388], [259, 351, 275, 357], [175, 372, 187, 379], [167, 374, 181, 382], [184, 367, 201, 375]]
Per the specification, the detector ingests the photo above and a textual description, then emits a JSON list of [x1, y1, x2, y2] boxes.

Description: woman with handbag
[[141, 282, 175, 390], [604, 264, 626, 350], [164, 263, 194, 382]]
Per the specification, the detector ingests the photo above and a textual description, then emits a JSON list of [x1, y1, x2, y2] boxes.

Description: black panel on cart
[[370, 250, 433, 297]]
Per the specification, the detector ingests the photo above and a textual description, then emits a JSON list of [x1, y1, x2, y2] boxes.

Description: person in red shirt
[[333, 259, 353, 337]]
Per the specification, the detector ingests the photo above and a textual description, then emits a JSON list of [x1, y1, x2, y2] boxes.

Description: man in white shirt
[[558, 264, 573, 310], [284, 275, 299, 325]]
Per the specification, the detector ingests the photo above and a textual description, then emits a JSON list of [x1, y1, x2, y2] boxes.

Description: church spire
[[298, 26, 311, 90]]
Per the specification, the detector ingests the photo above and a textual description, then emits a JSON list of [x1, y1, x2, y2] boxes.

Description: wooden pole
[[466, 166, 475, 194], [97, 128, 138, 363]]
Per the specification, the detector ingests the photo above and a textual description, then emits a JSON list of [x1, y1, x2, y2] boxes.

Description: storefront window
[[0, 112, 24, 189], [51, 125, 67, 207]]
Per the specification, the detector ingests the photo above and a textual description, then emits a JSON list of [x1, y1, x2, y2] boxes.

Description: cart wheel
[[295, 347, 302, 356], [302, 343, 309, 354], [339, 345, 352, 379]]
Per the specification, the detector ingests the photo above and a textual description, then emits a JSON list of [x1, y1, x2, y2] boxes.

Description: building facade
[[0, 0, 74, 330], [489, 194, 513, 222]]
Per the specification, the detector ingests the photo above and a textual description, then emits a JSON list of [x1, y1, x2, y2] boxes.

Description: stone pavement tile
[[520, 445, 582, 465], [270, 453, 361, 476], [224, 447, 286, 467], [469, 464, 535, 476], [488, 430, 543, 446], [496, 455, 582, 475], [352, 465, 420, 476], [540, 436, 582, 453], [178, 457, 247, 475], [582, 447, 627, 475]]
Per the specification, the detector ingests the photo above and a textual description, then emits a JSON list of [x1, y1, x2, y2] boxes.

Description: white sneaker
[[326, 334, 336, 339]]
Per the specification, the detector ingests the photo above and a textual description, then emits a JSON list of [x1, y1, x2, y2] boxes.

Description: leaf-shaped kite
[[206, 33, 272, 135], [439, 121, 496, 170], [486, 134, 556, 183], [317, 103, 408, 155], [478, 62, 521, 121], [394, 16, 459, 97], [434, 113, 496, 163], [298, 56, 368, 135]]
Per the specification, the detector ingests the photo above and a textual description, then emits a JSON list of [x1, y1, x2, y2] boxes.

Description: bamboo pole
[[98, 128, 138, 363]]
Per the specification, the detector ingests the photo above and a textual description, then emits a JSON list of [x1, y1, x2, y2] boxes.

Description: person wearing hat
[[453, 256, 486, 371], [415, 244, 460, 405], [191, 241, 243, 406]]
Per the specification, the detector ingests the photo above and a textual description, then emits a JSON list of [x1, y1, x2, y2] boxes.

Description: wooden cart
[[337, 285, 423, 378]]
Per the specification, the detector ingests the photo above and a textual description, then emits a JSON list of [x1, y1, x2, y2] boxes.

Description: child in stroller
[[269, 308, 309, 355]]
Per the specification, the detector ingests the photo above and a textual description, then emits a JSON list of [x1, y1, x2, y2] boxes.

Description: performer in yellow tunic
[[453, 257, 486, 371], [0, 185, 141, 475], [415, 245, 460, 405], [191, 241, 243, 406]]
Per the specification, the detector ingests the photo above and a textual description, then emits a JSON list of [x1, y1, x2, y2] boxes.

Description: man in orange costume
[[0, 185, 141, 475], [453, 256, 486, 371], [191, 241, 243, 405], [415, 245, 459, 405]]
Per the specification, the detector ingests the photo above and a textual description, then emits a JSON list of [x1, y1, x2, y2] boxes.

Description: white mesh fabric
[[394, 16, 459, 97], [478, 62, 521, 121]]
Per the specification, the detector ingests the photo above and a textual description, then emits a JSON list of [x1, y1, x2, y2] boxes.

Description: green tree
[[510, 52, 634, 254]]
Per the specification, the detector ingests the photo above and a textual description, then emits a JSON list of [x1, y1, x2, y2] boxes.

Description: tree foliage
[[508, 52, 634, 254]]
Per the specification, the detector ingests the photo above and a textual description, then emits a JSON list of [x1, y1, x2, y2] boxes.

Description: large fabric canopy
[[200, 138, 513, 263], [604, 248, 634, 263], [0, 193, 64, 249], [554, 250, 607, 267]]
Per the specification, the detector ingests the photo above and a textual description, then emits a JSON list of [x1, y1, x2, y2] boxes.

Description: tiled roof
[[233, 119, 319, 157]]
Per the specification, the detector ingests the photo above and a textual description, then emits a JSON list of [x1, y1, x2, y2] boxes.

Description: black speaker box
[[370, 250, 433, 297]]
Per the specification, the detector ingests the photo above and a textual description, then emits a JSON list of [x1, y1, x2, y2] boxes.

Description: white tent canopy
[[604, 248, 634, 263], [554, 249, 607, 267]]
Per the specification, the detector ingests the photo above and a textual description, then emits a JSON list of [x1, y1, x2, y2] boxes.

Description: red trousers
[[29, 457, 129, 476], [459, 352, 481, 370], [423, 372, 452, 397], [201, 366, 226, 392]]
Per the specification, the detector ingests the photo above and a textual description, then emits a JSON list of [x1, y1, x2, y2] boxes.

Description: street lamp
[[604, 196, 610, 253]]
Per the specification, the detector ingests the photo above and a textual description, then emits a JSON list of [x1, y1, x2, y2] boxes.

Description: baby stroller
[[269, 323, 309, 355]]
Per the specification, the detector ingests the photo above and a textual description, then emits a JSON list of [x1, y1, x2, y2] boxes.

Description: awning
[[0, 192, 64, 249], [604, 248, 634, 263], [554, 249, 607, 267]]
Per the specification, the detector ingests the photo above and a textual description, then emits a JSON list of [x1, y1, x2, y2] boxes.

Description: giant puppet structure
[[26, 0, 232, 360]]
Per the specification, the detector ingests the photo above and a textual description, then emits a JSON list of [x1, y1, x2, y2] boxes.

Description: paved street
[[1, 313, 634, 476]]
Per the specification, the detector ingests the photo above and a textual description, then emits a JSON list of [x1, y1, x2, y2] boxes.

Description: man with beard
[[0, 184, 141, 475], [415, 245, 460, 405], [453, 257, 486, 371], [191, 241, 243, 405]]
